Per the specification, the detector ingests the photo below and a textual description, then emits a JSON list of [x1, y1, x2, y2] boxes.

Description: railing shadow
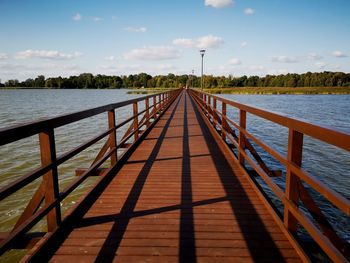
[[179, 91, 196, 262], [188, 92, 286, 262], [93, 92, 183, 262]]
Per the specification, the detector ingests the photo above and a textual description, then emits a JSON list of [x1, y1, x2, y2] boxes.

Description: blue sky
[[0, 0, 349, 81]]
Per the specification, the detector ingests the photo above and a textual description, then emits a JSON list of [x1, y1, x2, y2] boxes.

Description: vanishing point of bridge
[[0, 89, 349, 262]]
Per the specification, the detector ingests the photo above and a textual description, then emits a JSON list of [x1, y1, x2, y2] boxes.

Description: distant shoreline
[[128, 86, 350, 95], [1, 86, 350, 95], [203, 86, 350, 95]]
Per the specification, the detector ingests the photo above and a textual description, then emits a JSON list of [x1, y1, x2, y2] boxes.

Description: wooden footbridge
[[0, 88, 349, 262]]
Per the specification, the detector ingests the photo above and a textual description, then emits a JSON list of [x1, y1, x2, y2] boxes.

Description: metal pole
[[200, 49, 205, 90], [201, 54, 204, 90], [192, 70, 194, 88]]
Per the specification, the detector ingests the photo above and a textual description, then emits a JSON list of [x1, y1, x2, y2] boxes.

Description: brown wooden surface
[[26, 90, 303, 262]]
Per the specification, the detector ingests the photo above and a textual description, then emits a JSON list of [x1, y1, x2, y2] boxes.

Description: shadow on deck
[[26, 91, 302, 262]]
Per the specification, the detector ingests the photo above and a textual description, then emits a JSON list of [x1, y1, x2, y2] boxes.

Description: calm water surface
[[218, 94, 350, 245], [0, 90, 349, 261]]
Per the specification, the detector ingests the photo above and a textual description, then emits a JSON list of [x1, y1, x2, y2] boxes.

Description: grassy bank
[[126, 88, 175, 94], [203, 86, 350, 95]]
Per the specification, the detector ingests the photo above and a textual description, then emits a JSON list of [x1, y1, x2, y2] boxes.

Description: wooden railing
[[0, 88, 182, 255], [189, 88, 350, 262]]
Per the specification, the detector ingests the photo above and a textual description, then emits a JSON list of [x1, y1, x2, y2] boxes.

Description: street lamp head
[[200, 49, 206, 57]]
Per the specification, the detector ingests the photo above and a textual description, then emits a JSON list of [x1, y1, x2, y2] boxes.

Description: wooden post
[[239, 110, 246, 165], [145, 97, 150, 128], [208, 96, 212, 120], [133, 102, 139, 140], [213, 97, 217, 124], [284, 129, 303, 234], [222, 102, 227, 141], [39, 129, 61, 232], [108, 110, 117, 166], [159, 94, 162, 110], [153, 96, 156, 117]]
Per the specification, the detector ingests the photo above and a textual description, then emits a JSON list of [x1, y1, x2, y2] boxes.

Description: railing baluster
[[222, 102, 227, 141], [213, 97, 217, 125], [208, 95, 211, 120], [145, 97, 150, 128], [239, 110, 246, 165], [39, 129, 61, 232], [153, 96, 156, 117], [108, 110, 117, 166], [133, 101, 139, 140], [284, 129, 303, 234]]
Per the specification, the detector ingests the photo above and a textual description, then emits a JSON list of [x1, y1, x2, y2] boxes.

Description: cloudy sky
[[0, 0, 349, 81]]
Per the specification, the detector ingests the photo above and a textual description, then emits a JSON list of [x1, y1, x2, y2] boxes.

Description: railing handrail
[[189, 88, 350, 262], [193, 91, 350, 151], [0, 90, 174, 146]]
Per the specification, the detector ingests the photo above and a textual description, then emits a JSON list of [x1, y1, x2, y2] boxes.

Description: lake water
[[217, 94, 350, 246], [0, 90, 349, 261]]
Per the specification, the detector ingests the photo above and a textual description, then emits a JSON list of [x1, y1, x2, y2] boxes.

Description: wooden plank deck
[[26, 90, 303, 262]]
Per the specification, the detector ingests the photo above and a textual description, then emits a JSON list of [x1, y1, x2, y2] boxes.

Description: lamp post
[[191, 69, 194, 88], [200, 49, 205, 90]]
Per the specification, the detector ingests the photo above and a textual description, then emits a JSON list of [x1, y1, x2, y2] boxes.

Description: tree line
[[1, 71, 350, 89]]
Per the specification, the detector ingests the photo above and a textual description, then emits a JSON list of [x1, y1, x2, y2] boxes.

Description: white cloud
[[97, 63, 177, 75], [240, 41, 248, 48], [267, 69, 290, 75], [72, 13, 82, 21], [249, 65, 265, 71], [93, 17, 101, 22], [204, 0, 234, 8], [0, 62, 83, 81], [244, 8, 255, 15], [0, 53, 8, 60], [315, 62, 326, 69], [272, 55, 298, 63], [228, 58, 242, 65], [332, 50, 347, 58], [123, 46, 181, 60], [105, 56, 116, 61], [173, 35, 224, 49], [15, 50, 83, 60], [307, 53, 323, 60], [124, 27, 147, 33]]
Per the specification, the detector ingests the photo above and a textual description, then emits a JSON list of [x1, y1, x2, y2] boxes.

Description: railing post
[[145, 97, 150, 128], [39, 129, 61, 232], [108, 109, 117, 166], [284, 129, 303, 234], [213, 97, 217, 124], [153, 96, 156, 117], [208, 95, 212, 120], [133, 101, 139, 140], [158, 94, 161, 111], [222, 102, 227, 141], [239, 110, 246, 166]]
